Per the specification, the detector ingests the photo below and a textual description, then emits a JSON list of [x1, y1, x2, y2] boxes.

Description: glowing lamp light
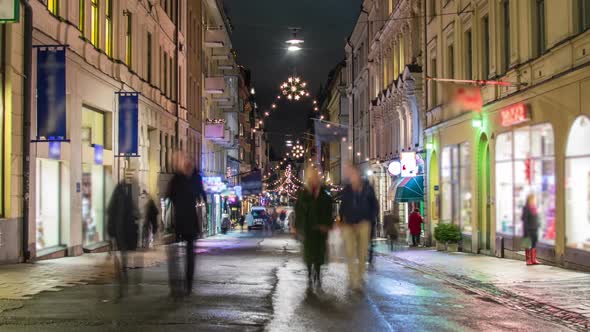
[[265, 112, 270, 116], [367, 170, 374, 176], [426, 142, 434, 150], [288, 45, 302, 52], [388, 161, 401, 176], [271, 103, 277, 109], [356, 152, 361, 156], [472, 118, 483, 129]]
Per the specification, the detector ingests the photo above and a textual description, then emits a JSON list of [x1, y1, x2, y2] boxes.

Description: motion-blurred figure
[[142, 191, 159, 249], [339, 163, 379, 292], [238, 215, 245, 232], [408, 209, 423, 247], [383, 214, 400, 251], [522, 193, 541, 265], [107, 181, 139, 298], [295, 166, 333, 291], [166, 152, 201, 297]]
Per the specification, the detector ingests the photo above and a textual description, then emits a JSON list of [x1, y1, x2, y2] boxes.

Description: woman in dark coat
[[522, 193, 541, 265], [295, 166, 334, 290]]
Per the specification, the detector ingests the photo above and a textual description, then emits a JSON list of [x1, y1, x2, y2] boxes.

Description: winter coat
[[408, 211, 423, 235], [521, 204, 539, 238], [383, 214, 400, 239], [295, 187, 334, 266], [166, 172, 199, 241], [339, 180, 379, 225], [107, 183, 139, 251]]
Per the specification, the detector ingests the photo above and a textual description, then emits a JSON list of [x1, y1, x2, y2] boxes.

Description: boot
[[531, 248, 541, 265], [525, 249, 532, 265]]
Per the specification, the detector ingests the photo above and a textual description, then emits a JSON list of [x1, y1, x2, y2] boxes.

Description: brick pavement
[[375, 245, 590, 331], [0, 248, 167, 300]]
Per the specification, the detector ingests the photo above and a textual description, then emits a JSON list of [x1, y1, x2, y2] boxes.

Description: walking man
[[166, 152, 201, 297], [339, 163, 379, 292]]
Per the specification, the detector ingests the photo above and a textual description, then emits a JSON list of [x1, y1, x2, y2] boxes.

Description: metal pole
[[21, 0, 33, 262]]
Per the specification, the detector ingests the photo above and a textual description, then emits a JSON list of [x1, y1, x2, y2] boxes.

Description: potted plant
[[433, 224, 448, 251], [445, 224, 462, 252]]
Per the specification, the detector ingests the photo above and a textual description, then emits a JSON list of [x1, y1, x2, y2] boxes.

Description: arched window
[[566, 116, 590, 251]]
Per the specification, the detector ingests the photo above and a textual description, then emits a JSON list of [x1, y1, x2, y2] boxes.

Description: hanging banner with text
[[117, 92, 139, 156], [37, 47, 67, 140]]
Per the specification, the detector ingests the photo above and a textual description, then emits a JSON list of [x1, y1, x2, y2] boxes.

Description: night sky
[[223, 0, 362, 157]]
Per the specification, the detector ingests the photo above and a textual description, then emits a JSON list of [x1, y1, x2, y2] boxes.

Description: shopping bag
[[328, 227, 345, 262], [521, 237, 532, 249]]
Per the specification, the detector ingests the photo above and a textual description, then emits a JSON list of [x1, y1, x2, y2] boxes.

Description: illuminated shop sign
[[500, 103, 530, 127], [203, 176, 227, 193], [388, 161, 401, 176], [400, 152, 417, 177]]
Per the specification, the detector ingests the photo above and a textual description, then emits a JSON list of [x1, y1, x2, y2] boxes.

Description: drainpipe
[[22, 0, 33, 262], [175, 1, 180, 150]]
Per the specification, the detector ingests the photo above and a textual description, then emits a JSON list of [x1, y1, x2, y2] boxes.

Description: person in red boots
[[522, 193, 541, 265], [408, 209, 423, 247]]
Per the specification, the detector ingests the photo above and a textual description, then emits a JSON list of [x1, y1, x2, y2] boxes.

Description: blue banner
[[37, 48, 66, 140], [118, 93, 139, 156]]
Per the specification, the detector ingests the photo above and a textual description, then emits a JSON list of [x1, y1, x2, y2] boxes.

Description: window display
[[566, 116, 590, 251], [495, 124, 555, 244], [441, 144, 470, 231], [36, 159, 60, 250]]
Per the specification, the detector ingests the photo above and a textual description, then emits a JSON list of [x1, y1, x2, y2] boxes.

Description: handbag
[[521, 236, 532, 249]]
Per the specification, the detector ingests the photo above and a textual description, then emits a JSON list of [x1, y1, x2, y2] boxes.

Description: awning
[[393, 175, 424, 202]]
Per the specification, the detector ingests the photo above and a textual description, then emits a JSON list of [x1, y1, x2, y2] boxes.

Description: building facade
[[0, 0, 190, 261], [425, 0, 590, 270]]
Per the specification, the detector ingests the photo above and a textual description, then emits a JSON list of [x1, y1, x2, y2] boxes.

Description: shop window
[[566, 116, 590, 251], [495, 124, 555, 245], [460, 143, 472, 233], [82, 108, 106, 147], [36, 159, 61, 250]]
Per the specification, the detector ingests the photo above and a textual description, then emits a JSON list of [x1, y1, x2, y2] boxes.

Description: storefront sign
[[0, 0, 19, 23], [401, 152, 417, 177], [37, 47, 67, 140], [388, 161, 401, 176], [117, 93, 139, 156], [203, 176, 227, 194], [233, 185, 243, 199], [500, 103, 530, 127]]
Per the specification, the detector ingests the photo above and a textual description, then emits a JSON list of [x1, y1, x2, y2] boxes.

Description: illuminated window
[[105, 0, 112, 56], [465, 30, 472, 79], [125, 13, 133, 67], [91, 0, 99, 47], [48, 0, 59, 16], [534, 0, 546, 55], [502, 0, 510, 72], [399, 35, 405, 74], [79, 0, 85, 32], [579, 0, 590, 32]]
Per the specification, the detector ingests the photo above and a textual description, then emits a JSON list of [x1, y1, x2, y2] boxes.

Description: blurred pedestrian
[[107, 181, 139, 298], [522, 193, 541, 265], [339, 163, 379, 292], [165, 152, 200, 297], [142, 191, 159, 249], [408, 209, 423, 247], [191, 167, 208, 237], [383, 214, 400, 251], [238, 215, 245, 232], [294, 166, 334, 291]]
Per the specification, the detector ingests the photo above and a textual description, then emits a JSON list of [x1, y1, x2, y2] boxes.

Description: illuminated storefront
[[565, 116, 590, 261]]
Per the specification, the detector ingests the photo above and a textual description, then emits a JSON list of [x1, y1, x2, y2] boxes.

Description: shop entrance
[[478, 135, 491, 253]]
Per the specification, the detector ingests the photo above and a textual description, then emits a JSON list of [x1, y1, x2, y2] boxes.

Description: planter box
[[436, 242, 446, 251], [447, 243, 459, 252]]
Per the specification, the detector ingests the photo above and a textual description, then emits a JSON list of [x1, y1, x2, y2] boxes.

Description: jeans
[[342, 221, 371, 289], [411, 234, 420, 246], [530, 232, 538, 249], [167, 238, 196, 296]]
